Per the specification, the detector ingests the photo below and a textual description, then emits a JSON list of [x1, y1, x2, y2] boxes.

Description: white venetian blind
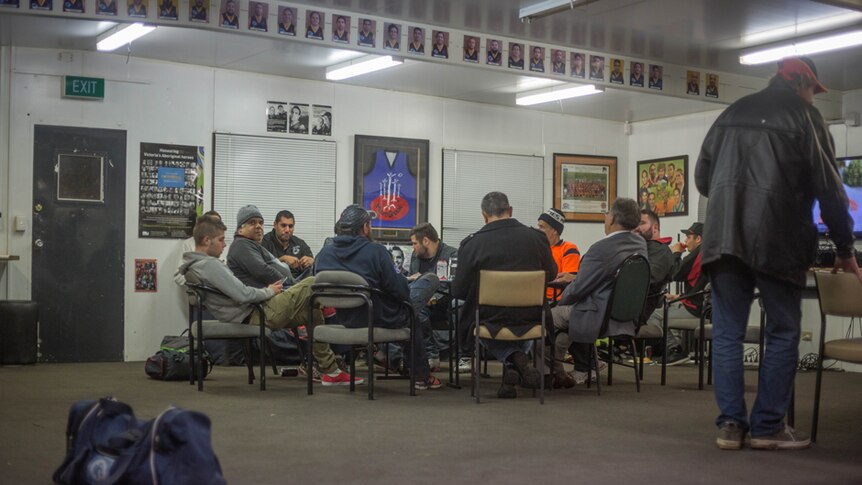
[[213, 133, 336, 254], [442, 149, 544, 247]]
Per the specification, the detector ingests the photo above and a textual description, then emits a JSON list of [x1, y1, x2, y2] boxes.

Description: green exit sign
[[62, 76, 105, 100]]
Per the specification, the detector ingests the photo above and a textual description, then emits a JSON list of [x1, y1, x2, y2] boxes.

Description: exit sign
[[62, 76, 105, 100]]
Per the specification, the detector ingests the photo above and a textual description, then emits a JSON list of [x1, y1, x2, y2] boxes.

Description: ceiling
[[1, 0, 861, 122]]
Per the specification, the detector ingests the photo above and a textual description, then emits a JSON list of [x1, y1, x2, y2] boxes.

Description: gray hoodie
[[178, 251, 274, 323]]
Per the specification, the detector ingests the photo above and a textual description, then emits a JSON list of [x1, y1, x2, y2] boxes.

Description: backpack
[[53, 397, 225, 485], [145, 335, 213, 381]]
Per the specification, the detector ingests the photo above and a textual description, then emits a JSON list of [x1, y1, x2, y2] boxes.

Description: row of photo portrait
[[265, 101, 331, 136], [1, 0, 722, 99]]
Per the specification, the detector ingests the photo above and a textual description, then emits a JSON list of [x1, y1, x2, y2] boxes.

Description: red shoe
[[321, 371, 365, 386], [414, 375, 443, 390], [322, 307, 337, 318]]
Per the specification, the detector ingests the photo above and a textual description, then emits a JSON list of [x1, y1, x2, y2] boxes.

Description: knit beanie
[[236, 204, 263, 230], [538, 208, 565, 235]]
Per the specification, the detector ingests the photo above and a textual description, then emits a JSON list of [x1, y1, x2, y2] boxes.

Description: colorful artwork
[[637, 155, 689, 217]]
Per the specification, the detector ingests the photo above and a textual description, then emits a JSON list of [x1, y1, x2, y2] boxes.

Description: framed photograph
[[554, 154, 616, 222], [636, 155, 689, 217], [134, 259, 158, 292], [332, 13, 350, 43], [354, 135, 430, 242]]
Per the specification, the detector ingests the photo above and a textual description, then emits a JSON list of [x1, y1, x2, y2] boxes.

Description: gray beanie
[[236, 204, 263, 230]]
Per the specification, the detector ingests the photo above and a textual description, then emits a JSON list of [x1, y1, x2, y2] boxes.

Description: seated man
[[227, 205, 294, 289], [451, 192, 556, 398], [536, 208, 580, 300], [663, 222, 709, 364], [408, 222, 457, 370], [634, 209, 683, 357], [550, 198, 646, 387], [261, 210, 315, 279], [314, 204, 443, 390], [178, 216, 360, 386], [174, 210, 225, 286]]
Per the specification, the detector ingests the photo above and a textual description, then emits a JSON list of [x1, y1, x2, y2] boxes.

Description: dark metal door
[[32, 125, 126, 362]]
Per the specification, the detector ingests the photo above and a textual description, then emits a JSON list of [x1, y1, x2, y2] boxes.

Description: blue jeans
[[710, 258, 801, 436], [402, 274, 439, 379]]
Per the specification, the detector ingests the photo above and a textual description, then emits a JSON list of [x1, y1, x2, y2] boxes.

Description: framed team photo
[[554, 153, 617, 222]]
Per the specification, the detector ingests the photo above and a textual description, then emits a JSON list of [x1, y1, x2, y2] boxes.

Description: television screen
[[813, 156, 862, 235]]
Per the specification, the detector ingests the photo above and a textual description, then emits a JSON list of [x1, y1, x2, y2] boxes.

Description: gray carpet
[[1, 361, 861, 484]]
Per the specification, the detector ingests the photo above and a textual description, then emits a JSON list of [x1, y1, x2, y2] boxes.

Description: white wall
[[2, 46, 624, 361]]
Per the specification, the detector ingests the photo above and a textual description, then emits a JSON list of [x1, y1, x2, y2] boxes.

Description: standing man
[[696, 56, 861, 450], [408, 222, 457, 370], [536, 208, 580, 300], [261, 210, 314, 279], [452, 192, 556, 398]]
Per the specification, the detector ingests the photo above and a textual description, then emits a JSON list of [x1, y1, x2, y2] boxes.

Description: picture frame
[[354, 135, 430, 241], [636, 155, 689, 217], [553, 153, 616, 222]]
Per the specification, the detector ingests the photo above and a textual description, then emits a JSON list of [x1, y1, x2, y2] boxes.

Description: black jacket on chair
[[695, 81, 854, 286]]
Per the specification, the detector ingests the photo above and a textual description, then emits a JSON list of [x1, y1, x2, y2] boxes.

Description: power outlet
[[801, 331, 813, 342]]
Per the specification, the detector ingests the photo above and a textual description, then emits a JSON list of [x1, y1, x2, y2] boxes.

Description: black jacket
[[314, 235, 410, 329], [452, 218, 556, 338], [641, 238, 678, 323], [695, 81, 853, 286]]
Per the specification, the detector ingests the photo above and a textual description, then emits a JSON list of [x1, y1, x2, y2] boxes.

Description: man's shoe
[[553, 372, 576, 389], [662, 347, 690, 366], [428, 357, 441, 372], [510, 351, 541, 389], [414, 375, 443, 390], [497, 367, 520, 398], [716, 422, 746, 450], [298, 361, 322, 383], [571, 361, 608, 385], [321, 371, 365, 386], [750, 425, 811, 450], [457, 357, 473, 374]]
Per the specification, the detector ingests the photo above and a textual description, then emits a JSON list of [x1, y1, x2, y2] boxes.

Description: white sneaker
[[570, 360, 608, 385], [457, 357, 472, 373]]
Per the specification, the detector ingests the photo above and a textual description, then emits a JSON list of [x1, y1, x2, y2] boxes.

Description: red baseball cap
[[778, 56, 827, 94]]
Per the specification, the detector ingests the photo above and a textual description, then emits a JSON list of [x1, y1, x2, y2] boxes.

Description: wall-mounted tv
[[813, 156, 862, 236]]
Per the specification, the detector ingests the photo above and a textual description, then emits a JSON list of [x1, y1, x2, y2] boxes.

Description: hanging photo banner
[[138, 142, 204, 238]]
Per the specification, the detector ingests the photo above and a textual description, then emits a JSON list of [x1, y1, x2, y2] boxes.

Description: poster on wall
[[312, 104, 332, 136], [135, 259, 158, 292], [354, 135, 429, 242], [266, 100, 287, 133], [553, 153, 617, 222], [138, 142, 204, 238], [288, 103, 309, 134], [637, 155, 689, 217]]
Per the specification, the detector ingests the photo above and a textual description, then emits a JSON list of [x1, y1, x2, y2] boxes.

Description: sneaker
[[553, 371, 576, 389], [457, 357, 473, 374], [750, 425, 811, 450], [497, 367, 520, 398], [428, 357, 441, 372], [510, 351, 541, 389], [571, 360, 608, 385], [414, 375, 443, 390], [716, 421, 746, 450], [321, 370, 365, 386], [298, 361, 322, 383], [322, 306, 337, 318], [662, 347, 690, 366]]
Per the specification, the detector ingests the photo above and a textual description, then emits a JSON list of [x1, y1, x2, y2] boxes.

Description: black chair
[[660, 289, 710, 387], [587, 253, 651, 395], [307, 270, 416, 400], [185, 283, 269, 391]]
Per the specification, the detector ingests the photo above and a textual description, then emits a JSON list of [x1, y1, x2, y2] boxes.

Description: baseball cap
[[778, 56, 827, 94], [336, 204, 377, 233], [681, 222, 703, 236]]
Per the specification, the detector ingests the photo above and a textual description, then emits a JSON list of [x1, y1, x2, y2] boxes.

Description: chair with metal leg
[[811, 271, 862, 442], [472, 270, 548, 404]]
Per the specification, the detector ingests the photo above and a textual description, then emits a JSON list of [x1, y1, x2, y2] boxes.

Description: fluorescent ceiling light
[[516, 84, 603, 106], [519, 0, 578, 21], [96, 23, 156, 51], [326, 55, 403, 81], [740, 29, 862, 65], [742, 11, 862, 45]]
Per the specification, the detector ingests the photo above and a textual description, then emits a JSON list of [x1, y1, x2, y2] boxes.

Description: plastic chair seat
[[476, 324, 542, 340], [823, 338, 862, 364], [313, 325, 410, 345]]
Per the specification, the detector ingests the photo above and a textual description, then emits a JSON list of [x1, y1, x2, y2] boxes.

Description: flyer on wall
[[138, 142, 203, 238]]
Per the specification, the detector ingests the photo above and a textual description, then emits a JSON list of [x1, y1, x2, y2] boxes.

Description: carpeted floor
[[1, 361, 861, 484]]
